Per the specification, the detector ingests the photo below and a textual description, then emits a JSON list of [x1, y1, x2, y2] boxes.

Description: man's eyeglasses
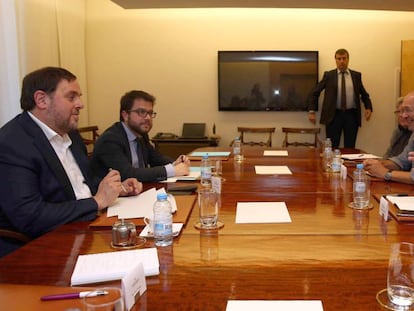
[[129, 108, 157, 118], [399, 107, 414, 114]]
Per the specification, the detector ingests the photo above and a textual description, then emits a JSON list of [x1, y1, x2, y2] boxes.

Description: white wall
[[85, 1, 414, 155]]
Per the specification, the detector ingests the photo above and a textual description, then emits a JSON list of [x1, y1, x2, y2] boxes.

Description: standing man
[[307, 48, 373, 148], [91, 90, 190, 182], [0, 67, 142, 257]]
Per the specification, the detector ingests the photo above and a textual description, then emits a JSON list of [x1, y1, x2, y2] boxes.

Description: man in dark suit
[[91, 90, 190, 183], [307, 48, 373, 148], [0, 67, 141, 257]]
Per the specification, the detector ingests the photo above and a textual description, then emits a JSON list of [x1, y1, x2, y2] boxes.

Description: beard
[[127, 118, 152, 136]]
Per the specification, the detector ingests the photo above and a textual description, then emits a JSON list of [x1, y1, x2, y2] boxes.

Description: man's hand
[[308, 111, 316, 124], [120, 178, 143, 197], [93, 169, 123, 210], [174, 162, 190, 176], [365, 109, 372, 121], [363, 159, 387, 179]]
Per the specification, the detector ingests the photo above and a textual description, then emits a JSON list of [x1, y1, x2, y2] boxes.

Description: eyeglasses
[[400, 107, 414, 114], [129, 108, 157, 118]]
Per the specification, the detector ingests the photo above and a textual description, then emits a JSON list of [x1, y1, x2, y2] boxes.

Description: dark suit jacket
[[0, 112, 99, 255], [90, 122, 173, 183], [307, 69, 373, 126]]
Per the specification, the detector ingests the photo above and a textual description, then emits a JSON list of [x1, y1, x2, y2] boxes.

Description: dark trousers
[[326, 109, 359, 148]]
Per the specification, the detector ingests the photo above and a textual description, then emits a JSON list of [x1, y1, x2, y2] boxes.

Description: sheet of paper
[[107, 187, 177, 218], [263, 150, 288, 156], [255, 165, 292, 175], [236, 202, 292, 223], [386, 196, 414, 212], [341, 153, 380, 160], [190, 151, 231, 157], [139, 223, 183, 238], [226, 300, 324, 311], [70, 248, 159, 286]]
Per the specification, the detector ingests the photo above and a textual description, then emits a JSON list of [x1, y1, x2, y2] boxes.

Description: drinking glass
[[387, 242, 414, 308], [83, 287, 124, 311], [198, 188, 218, 228], [213, 160, 225, 182]]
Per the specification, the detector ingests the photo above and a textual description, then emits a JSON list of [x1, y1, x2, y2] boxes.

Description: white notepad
[[255, 165, 292, 175], [236, 202, 292, 223], [226, 300, 324, 311], [70, 248, 159, 286], [263, 150, 288, 156]]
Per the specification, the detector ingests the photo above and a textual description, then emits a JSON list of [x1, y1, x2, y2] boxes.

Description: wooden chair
[[282, 127, 321, 148], [233, 127, 276, 147], [78, 125, 100, 157]]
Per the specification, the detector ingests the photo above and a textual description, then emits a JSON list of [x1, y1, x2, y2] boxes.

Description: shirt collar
[[27, 111, 71, 144], [337, 68, 350, 75]]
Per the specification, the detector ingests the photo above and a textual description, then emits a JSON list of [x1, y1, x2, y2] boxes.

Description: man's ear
[[33, 90, 49, 109], [121, 110, 128, 122]]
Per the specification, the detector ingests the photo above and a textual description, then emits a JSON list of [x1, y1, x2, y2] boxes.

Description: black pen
[[387, 194, 409, 197]]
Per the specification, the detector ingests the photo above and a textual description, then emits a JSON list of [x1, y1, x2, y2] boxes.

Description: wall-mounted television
[[218, 51, 319, 111]]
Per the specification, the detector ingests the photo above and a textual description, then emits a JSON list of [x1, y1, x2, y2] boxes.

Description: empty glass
[[387, 242, 414, 308]]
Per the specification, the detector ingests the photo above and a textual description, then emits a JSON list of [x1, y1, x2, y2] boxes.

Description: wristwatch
[[384, 170, 392, 181]]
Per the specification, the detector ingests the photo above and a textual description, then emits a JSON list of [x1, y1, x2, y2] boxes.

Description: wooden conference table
[[1, 146, 414, 310]]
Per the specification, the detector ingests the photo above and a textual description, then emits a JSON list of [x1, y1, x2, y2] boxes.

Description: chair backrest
[[282, 127, 321, 148], [235, 127, 275, 147], [78, 125, 100, 157]]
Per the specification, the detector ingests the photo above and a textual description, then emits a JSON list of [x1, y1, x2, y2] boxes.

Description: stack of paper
[[263, 150, 288, 156], [71, 248, 159, 286], [107, 187, 177, 219], [386, 195, 414, 212], [255, 166, 292, 175], [235, 202, 292, 224]]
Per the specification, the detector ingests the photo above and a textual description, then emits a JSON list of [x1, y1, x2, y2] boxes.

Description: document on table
[[70, 248, 159, 286], [255, 165, 292, 175], [341, 153, 380, 160], [386, 196, 414, 212], [263, 150, 288, 156], [189, 151, 231, 157], [226, 300, 324, 311], [235, 202, 292, 223], [107, 187, 177, 218]]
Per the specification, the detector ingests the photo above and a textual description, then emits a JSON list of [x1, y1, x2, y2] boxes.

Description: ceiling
[[111, 0, 414, 11]]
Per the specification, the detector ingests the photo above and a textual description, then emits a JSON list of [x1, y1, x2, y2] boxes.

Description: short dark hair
[[335, 48, 349, 58], [119, 90, 156, 121], [20, 67, 77, 111]]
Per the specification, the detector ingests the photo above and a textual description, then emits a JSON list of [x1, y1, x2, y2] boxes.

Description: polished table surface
[[1, 146, 414, 310]]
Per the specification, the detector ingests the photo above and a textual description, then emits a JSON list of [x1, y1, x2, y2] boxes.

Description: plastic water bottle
[[323, 138, 333, 172], [153, 193, 173, 247], [353, 163, 370, 209], [331, 149, 342, 173], [233, 137, 243, 161], [200, 154, 212, 187]]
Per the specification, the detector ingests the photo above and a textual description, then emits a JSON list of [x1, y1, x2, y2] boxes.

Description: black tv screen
[[218, 51, 319, 111]]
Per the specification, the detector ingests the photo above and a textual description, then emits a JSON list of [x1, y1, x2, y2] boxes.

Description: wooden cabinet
[[401, 40, 414, 96], [151, 137, 220, 159]]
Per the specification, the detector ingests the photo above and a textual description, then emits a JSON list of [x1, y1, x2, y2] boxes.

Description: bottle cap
[[202, 154, 209, 159], [356, 163, 364, 169], [157, 193, 168, 200]]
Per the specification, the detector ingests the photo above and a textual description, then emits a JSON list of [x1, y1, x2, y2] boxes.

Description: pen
[[109, 168, 127, 193], [40, 290, 108, 301]]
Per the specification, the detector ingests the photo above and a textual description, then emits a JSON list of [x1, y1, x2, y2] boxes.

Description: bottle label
[[355, 181, 366, 192], [233, 147, 240, 155], [154, 222, 173, 235]]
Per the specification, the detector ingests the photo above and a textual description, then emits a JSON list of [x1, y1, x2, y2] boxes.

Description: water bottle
[[323, 138, 333, 172], [233, 137, 243, 161], [353, 163, 370, 209], [331, 149, 342, 173], [153, 193, 173, 247], [200, 154, 212, 187]]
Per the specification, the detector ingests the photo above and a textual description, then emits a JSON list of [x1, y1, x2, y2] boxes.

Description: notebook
[[179, 123, 206, 139]]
